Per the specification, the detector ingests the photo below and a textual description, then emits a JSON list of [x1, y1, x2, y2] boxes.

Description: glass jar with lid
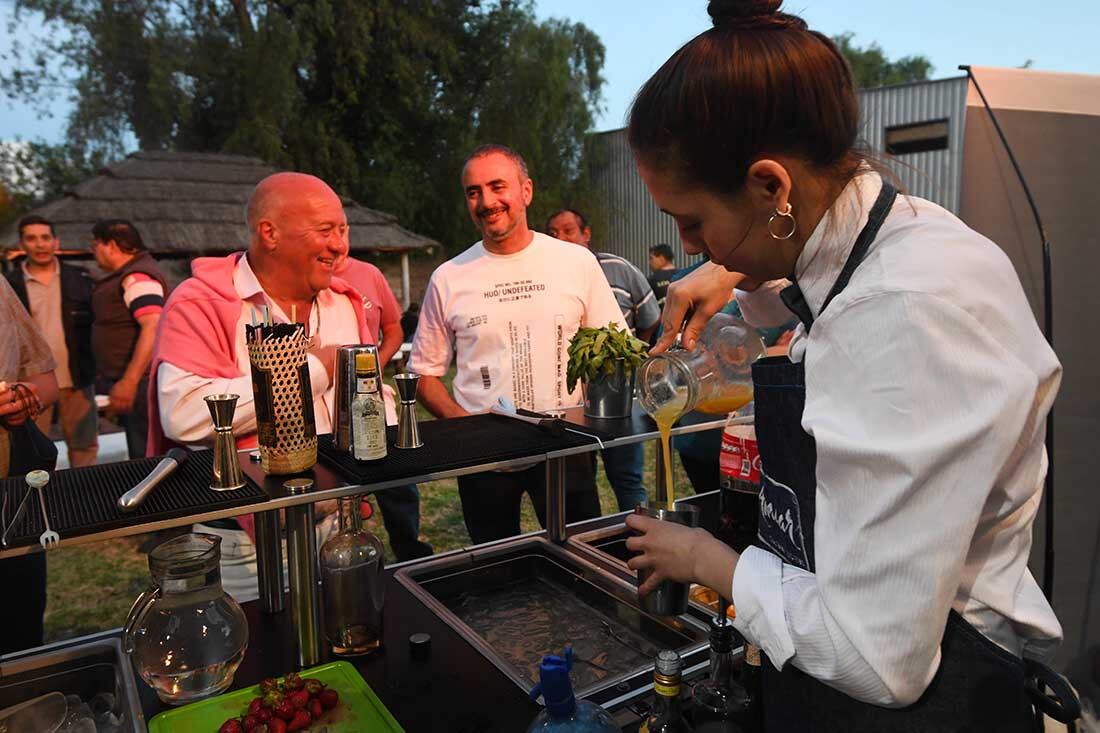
[[123, 533, 248, 705]]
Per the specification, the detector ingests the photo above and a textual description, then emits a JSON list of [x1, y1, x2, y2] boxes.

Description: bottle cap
[[708, 615, 734, 653], [655, 649, 682, 676], [409, 632, 431, 660], [529, 647, 576, 718]]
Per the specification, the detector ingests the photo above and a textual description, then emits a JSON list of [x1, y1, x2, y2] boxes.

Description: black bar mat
[[1, 450, 267, 549], [317, 413, 610, 484]]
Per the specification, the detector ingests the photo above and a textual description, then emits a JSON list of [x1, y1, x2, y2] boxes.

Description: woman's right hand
[[651, 262, 753, 353]]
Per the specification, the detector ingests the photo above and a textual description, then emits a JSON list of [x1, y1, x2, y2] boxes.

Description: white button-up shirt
[[732, 171, 1062, 706], [157, 255, 360, 446]]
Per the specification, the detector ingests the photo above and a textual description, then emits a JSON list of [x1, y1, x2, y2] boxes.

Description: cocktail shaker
[[332, 345, 382, 453]]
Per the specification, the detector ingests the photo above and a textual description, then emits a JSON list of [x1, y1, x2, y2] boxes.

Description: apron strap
[[1024, 658, 1082, 725], [779, 180, 899, 332]]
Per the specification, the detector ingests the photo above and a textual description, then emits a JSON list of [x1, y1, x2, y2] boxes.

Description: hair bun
[[707, 0, 805, 30]]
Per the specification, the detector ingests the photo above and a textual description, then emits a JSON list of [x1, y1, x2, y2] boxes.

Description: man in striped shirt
[[90, 219, 169, 458], [548, 208, 659, 510]]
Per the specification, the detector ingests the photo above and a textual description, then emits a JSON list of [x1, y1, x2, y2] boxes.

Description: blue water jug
[[526, 647, 622, 732]]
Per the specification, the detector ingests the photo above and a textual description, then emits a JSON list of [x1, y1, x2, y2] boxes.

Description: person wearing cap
[[623, 1, 1077, 729]]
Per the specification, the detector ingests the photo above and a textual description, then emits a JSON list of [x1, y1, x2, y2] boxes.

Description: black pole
[[960, 65, 1056, 602]]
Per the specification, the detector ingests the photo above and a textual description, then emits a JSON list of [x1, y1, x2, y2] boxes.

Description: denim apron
[[750, 182, 1076, 731]]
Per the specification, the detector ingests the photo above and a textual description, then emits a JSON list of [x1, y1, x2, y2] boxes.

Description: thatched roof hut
[[1, 150, 436, 304], [2, 150, 436, 255]]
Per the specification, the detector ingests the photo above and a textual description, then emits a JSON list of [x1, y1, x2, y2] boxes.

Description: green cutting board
[[147, 661, 404, 732]]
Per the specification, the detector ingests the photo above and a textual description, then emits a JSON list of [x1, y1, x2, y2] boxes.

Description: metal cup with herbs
[[567, 323, 649, 419]]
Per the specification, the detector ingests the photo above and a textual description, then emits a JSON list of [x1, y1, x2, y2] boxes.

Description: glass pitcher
[[123, 533, 248, 705], [635, 311, 766, 421], [321, 496, 385, 655]]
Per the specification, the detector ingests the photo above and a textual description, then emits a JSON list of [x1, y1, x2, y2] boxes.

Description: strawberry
[[274, 700, 295, 721], [262, 689, 284, 709], [318, 688, 339, 710], [259, 678, 279, 695], [242, 714, 259, 731], [253, 725, 269, 733], [283, 672, 304, 691], [248, 698, 264, 716], [307, 698, 323, 719], [257, 708, 274, 723], [303, 678, 324, 696], [267, 719, 286, 733], [287, 689, 310, 709], [218, 719, 243, 733], [286, 710, 312, 732]]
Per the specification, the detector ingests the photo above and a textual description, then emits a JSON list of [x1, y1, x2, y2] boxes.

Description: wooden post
[[401, 252, 411, 310]]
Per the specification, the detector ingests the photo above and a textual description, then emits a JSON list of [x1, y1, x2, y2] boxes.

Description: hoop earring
[[768, 203, 797, 240]]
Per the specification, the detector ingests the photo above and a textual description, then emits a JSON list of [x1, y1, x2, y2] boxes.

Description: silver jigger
[[205, 394, 246, 491], [393, 373, 423, 449]]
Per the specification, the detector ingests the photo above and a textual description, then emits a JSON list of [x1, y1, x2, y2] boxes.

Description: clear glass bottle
[[352, 351, 387, 461], [640, 649, 690, 733], [691, 618, 748, 732], [526, 648, 622, 732], [636, 312, 766, 420], [321, 495, 385, 655], [123, 533, 248, 705]]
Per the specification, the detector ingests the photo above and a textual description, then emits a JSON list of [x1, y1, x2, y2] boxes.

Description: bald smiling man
[[148, 172, 431, 594]]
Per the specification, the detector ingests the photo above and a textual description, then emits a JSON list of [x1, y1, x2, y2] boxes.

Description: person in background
[[624, 1, 1074, 728], [547, 207, 657, 510], [90, 219, 168, 459], [6, 215, 98, 467], [331, 253, 432, 560], [646, 243, 677, 310], [0, 277, 59, 654], [409, 144, 626, 544], [400, 302, 420, 342]]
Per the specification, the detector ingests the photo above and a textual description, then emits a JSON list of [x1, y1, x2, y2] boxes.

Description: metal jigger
[[393, 373, 423, 449], [204, 394, 246, 491]]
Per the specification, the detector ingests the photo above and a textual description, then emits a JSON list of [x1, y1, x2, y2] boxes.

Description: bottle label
[[653, 681, 680, 698], [720, 427, 761, 485], [352, 393, 387, 461], [356, 375, 379, 394]]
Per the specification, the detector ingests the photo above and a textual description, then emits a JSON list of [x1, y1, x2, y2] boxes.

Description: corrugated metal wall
[[589, 127, 697, 270], [591, 76, 968, 269], [861, 76, 968, 211]]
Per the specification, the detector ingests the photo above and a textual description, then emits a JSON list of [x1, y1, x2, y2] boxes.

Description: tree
[[832, 32, 933, 88], [0, 0, 606, 252]]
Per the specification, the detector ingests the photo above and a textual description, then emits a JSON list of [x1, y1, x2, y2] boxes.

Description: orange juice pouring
[[635, 313, 765, 510]]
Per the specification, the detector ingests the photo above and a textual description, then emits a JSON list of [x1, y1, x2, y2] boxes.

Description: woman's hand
[[651, 262, 754, 353], [625, 512, 740, 599]]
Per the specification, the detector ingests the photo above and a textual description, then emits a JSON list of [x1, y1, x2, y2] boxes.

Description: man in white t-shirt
[[409, 144, 627, 544]]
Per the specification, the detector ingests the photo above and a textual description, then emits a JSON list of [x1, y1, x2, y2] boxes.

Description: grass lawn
[[43, 367, 703, 642]]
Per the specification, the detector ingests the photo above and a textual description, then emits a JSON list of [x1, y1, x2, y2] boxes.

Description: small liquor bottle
[[641, 650, 691, 733], [351, 351, 387, 461]]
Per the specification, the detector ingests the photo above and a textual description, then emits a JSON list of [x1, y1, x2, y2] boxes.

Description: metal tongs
[[2, 475, 36, 548], [491, 397, 605, 449]]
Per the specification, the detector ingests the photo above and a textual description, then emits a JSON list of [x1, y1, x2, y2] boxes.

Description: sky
[[1, 0, 1098, 143]]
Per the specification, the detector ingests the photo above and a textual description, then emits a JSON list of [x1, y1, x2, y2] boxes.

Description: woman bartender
[[624, 1, 1078, 729]]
